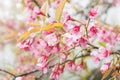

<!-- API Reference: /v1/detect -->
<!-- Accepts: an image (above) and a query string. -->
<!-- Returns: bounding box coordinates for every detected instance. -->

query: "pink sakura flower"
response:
[98,29,116,45]
[76,63,84,71]
[72,25,80,35]
[36,39,48,49]
[50,64,64,80]
[29,15,36,21]
[65,15,75,22]
[38,53,50,62]
[63,23,69,32]
[116,33,120,41]
[55,0,60,5]
[91,47,110,63]
[33,7,46,16]
[37,61,48,74]
[90,51,100,63]
[78,36,88,48]
[17,38,34,51]
[50,64,60,80]
[15,77,24,80]
[45,33,58,46]
[89,7,98,19]
[89,25,98,37]
[100,61,110,73]
[62,33,74,47]
[50,71,59,80]
[99,47,110,58]
[67,61,75,71]
[103,49,110,58]
[61,53,67,62]
[59,65,65,73]
[50,44,61,53]
[25,0,34,10]
[37,53,50,73]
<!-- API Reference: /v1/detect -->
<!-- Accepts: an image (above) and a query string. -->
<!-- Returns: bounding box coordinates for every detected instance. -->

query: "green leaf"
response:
[98,41,106,47]
[56,0,67,22]
[18,23,63,42]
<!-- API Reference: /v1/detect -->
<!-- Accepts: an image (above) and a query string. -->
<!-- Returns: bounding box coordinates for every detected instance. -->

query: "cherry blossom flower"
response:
[33,7,46,16]
[37,52,51,74]
[44,33,58,46]
[50,64,60,80]
[91,47,111,63]
[90,51,100,63]
[25,0,34,10]
[71,25,80,35]
[78,36,88,48]
[100,61,110,73]
[37,61,48,74]
[17,38,34,51]
[65,14,75,22]
[89,7,98,19]
[38,53,50,62]
[15,77,23,80]
[61,53,67,62]
[50,71,59,80]
[67,61,76,70]
[89,25,98,37]
[76,63,84,71]
[59,65,65,73]
[62,33,74,47]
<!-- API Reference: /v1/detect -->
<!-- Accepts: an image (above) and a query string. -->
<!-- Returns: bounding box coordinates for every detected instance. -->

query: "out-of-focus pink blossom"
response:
[65,15,75,22]
[91,47,110,63]
[62,33,74,47]
[76,63,84,71]
[15,77,23,80]
[67,61,75,70]
[50,64,60,80]
[25,0,34,10]
[89,25,98,37]
[103,49,110,58]
[45,33,58,46]
[37,61,48,74]
[112,0,120,6]
[61,53,67,62]
[72,25,80,35]
[33,7,46,16]
[89,7,98,19]
[100,61,110,73]
[37,52,50,73]
[17,38,34,51]
[50,64,64,80]
[38,53,50,62]
[59,65,65,73]
[78,36,88,48]
[98,29,117,45]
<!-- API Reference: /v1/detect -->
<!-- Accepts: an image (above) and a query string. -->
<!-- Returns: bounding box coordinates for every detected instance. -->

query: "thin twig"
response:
[1,46,120,79]
[33,0,41,8]
[16,69,39,77]
[0,69,16,77]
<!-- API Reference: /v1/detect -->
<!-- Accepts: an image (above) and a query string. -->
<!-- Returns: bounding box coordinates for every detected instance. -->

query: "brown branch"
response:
[16,69,39,77]
[49,53,90,68]
[14,53,90,78]
[0,69,16,77]
[33,0,41,8]
[1,44,120,79]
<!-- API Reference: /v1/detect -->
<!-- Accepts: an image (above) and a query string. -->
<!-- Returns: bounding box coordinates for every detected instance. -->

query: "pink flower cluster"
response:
[17,1,120,80]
